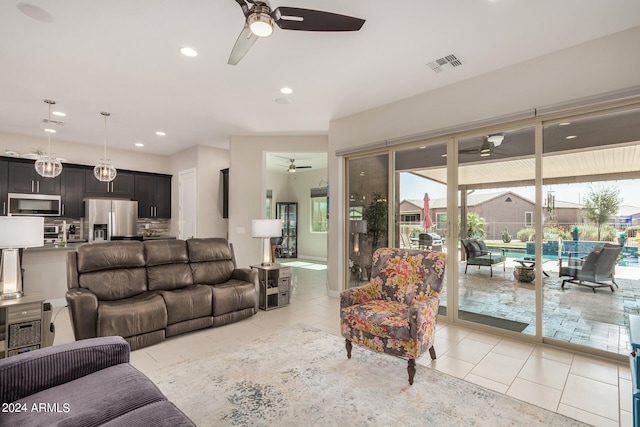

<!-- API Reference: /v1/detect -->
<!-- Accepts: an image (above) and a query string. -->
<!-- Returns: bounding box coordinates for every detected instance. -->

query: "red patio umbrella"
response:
[422,193,433,229]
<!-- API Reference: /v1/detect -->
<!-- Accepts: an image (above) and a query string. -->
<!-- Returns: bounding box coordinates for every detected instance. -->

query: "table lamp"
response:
[252,219,283,266]
[0,216,44,300]
[350,220,367,255]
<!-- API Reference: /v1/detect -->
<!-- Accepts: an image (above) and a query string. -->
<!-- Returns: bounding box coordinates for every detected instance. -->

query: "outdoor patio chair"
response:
[461,238,506,277]
[400,233,416,249]
[561,243,623,293]
[340,248,446,385]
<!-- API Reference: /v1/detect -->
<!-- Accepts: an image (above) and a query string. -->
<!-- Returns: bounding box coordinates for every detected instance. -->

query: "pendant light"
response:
[34,99,63,178]
[93,112,117,182]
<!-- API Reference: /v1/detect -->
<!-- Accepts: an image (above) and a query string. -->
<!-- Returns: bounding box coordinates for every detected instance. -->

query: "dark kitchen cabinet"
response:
[61,166,85,218]
[84,170,134,199]
[134,173,171,218]
[8,161,61,194]
[0,159,8,215]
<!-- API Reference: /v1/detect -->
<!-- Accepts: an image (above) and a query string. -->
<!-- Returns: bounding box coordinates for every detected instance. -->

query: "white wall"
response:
[169,145,229,238]
[228,135,328,269]
[326,25,640,295]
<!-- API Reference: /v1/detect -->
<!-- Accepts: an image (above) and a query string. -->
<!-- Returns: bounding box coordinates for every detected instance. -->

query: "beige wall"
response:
[326,26,640,296]
[168,145,229,239]
[228,135,328,269]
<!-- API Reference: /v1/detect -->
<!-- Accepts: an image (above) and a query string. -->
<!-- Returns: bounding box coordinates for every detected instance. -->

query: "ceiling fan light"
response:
[288,164,296,173]
[248,12,274,37]
[487,133,504,147]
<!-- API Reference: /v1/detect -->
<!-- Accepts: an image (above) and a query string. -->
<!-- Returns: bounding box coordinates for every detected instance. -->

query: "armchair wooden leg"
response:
[345,339,352,359]
[429,346,436,360]
[407,359,416,385]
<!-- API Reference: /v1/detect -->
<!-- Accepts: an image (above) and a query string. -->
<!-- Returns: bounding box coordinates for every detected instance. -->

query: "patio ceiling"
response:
[412,143,640,188]
[402,106,640,188]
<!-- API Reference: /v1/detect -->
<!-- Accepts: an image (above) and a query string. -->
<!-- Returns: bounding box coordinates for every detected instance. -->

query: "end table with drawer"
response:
[0,294,45,358]
[251,264,291,310]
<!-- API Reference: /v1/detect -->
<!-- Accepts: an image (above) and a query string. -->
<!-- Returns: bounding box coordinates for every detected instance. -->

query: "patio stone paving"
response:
[442,259,640,355]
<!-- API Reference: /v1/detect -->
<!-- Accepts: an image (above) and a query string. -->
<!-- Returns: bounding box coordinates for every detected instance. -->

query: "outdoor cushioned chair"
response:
[561,243,623,293]
[340,248,446,385]
[461,238,506,277]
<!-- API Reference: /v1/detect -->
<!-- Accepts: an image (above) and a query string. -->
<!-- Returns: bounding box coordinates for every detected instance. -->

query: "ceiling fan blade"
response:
[228,25,258,65]
[271,7,365,32]
[296,165,312,169]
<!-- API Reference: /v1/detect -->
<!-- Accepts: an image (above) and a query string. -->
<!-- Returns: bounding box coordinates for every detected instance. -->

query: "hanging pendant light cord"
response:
[47,101,52,158]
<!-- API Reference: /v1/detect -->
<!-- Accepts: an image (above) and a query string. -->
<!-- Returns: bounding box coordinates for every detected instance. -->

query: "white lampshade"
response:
[252,219,282,238]
[0,217,44,249]
[350,220,368,234]
[252,219,282,266]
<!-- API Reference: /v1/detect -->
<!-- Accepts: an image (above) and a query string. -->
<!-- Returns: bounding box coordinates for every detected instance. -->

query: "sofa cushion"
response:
[211,280,257,316]
[148,264,194,291]
[77,241,145,273]
[144,240,189,266]
[80,268,148,301]
[2,363,167,427]
[101,400,195,427]
[188,238,235,284]
[187,238,232,262]
[159,285,212,325]
[98,293,168,338]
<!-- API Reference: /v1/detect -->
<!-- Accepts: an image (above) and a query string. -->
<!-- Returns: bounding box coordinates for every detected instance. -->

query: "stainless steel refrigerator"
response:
[84,199,139,242]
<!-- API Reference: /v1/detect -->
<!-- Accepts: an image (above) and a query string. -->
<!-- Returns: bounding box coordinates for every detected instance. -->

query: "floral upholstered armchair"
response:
[340,248,446,385]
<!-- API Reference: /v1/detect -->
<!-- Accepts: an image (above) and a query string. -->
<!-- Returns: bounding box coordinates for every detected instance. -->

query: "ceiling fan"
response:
[458,134,506,157]
[228,0,366,65]
[287,158,312,173]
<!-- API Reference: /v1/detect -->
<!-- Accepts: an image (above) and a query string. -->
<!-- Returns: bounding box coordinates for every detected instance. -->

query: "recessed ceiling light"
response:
[179,47,197,57]
[565,135,577,140]
[44,128,56,133]
[156,131,166,136]
[280,87,293,94]
[135,143,144,147]
[52,111,65,117]
[559,122,571,126]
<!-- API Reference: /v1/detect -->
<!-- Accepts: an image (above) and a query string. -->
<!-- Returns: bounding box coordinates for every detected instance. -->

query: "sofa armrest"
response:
[232,268,259,311]
[65,288,99,341]
[0,336,130,403]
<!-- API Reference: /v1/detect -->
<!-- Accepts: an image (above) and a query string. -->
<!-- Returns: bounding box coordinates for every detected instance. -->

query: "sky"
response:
[399,172,640,207]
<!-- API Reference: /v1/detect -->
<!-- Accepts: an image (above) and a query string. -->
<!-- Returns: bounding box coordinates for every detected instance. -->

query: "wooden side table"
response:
[0,294,45,359]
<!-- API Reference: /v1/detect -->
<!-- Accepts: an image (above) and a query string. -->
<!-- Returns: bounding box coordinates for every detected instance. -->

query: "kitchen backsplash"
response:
[44,217,172,239]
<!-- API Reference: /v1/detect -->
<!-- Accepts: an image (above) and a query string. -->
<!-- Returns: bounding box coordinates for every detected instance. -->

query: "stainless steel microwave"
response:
[8,193,61,216]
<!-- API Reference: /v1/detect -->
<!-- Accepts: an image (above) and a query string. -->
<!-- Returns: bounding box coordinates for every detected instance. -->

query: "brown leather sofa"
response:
[66,238,258,350]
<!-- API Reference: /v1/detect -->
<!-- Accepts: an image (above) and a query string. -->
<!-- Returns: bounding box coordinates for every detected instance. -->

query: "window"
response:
[401,214,419,222]
[310,187,328,233]
[525,211,533,227]
[436,213,447,229]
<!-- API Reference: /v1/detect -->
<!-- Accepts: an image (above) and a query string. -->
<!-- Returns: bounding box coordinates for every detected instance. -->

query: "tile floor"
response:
[51,259,633,427]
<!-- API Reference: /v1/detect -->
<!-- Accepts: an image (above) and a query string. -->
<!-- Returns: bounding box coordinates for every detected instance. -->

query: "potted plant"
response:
[618,233,627,247]
[570,226,581,241]
[363,192,388,279]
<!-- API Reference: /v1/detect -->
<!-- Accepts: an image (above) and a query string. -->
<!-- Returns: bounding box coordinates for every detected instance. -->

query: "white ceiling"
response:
[1,1,640,157]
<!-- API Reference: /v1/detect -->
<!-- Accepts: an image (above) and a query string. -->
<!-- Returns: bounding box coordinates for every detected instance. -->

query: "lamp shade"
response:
[252,219,282,238]
[0,217,44,249]
[350,220,368,234]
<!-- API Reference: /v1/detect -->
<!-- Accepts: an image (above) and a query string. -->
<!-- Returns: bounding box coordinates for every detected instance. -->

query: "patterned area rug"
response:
[147,325,586,426]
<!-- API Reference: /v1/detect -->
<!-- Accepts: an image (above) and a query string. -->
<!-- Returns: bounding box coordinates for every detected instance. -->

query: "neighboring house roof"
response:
[400,190,583,213]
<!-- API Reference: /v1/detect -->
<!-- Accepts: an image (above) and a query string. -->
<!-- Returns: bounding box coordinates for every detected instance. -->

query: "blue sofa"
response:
[0,336,194,426]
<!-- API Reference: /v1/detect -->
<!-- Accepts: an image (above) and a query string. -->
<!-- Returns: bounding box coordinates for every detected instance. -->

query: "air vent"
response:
[427,54,462,73]
[42,118,64,126]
